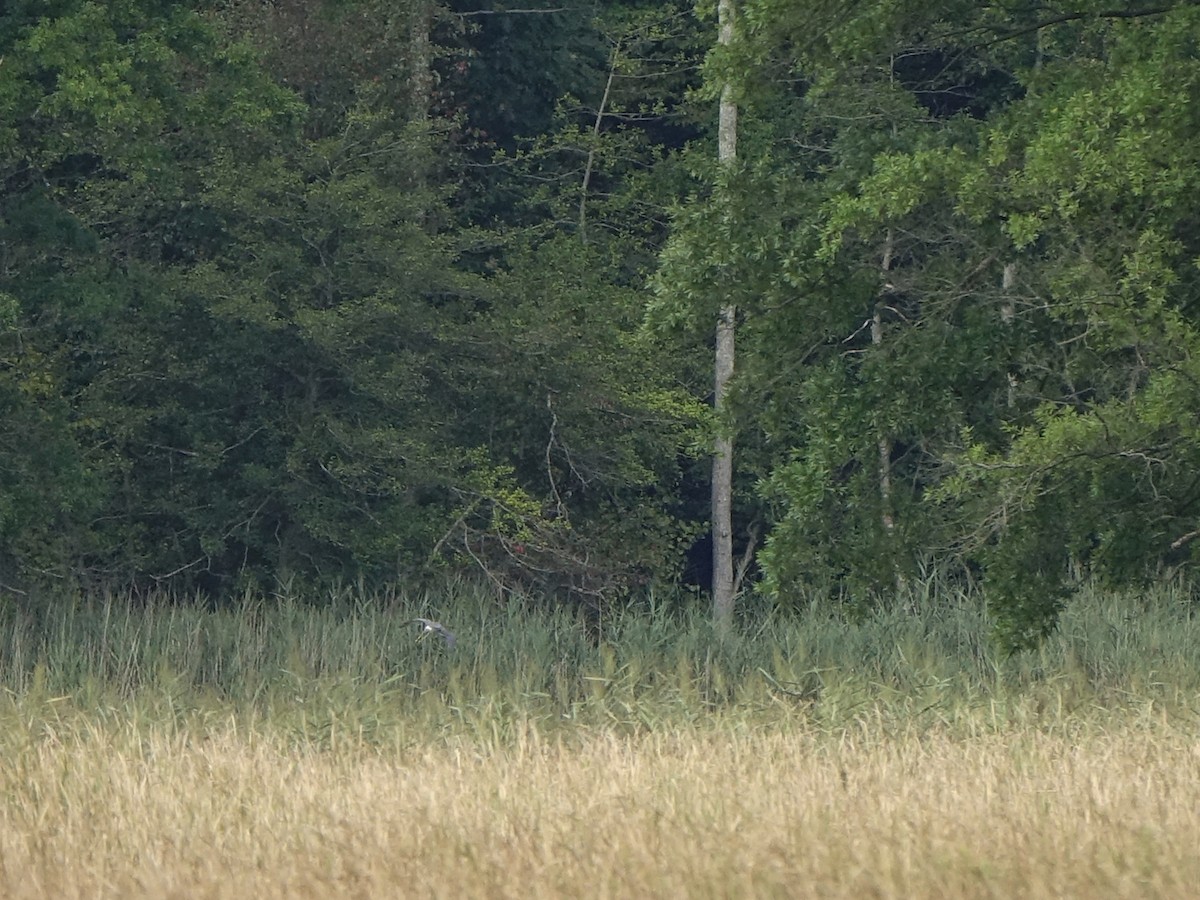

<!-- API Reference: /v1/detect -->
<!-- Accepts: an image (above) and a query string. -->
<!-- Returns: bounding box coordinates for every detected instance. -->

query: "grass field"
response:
[0,581,1197,897]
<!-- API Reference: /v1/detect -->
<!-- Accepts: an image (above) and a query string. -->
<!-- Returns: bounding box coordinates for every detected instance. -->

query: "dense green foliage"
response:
[656,0,1200,642]
[0,0,701,603]
[3,0,1199,644]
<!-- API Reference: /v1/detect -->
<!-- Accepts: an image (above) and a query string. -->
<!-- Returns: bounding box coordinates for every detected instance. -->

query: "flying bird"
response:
[413,617,456,649]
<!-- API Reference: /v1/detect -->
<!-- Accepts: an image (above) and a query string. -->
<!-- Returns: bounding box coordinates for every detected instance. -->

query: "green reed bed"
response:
[0,579,1196,746]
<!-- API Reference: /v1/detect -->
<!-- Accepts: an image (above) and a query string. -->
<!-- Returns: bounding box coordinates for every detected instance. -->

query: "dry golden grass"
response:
[0,715,1197,899]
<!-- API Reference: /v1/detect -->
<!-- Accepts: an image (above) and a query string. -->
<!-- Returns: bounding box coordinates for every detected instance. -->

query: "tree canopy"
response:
[3,0,1199,645]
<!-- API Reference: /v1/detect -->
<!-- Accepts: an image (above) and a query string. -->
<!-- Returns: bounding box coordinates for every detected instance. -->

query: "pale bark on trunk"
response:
[713,306,735,630]
[875,229,895,538]
[408,0,433,226]
[876,229,910,597]
[580,48,619,244]
[408,0,433,123]
[878,64,898,542]
[712,0,737,634]
[1002,262,1017,408]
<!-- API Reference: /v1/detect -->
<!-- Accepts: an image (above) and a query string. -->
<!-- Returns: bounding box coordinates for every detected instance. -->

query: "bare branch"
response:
[967,6,1173,49]
[454,7,571,16]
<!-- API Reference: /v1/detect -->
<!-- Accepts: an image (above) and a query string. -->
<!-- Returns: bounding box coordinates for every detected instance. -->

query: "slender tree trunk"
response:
[874,229,895,538]
[408,0,434,226]
[874,232,910,597]
[408,0,433,123]
[1002,262,1017,408]
[877,62,898,544]
[713,308,735,629]
[580,47,619,244]
[712,0,737,634]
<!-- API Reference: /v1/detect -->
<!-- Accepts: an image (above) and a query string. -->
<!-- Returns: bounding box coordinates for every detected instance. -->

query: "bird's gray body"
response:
[414,617,456,649]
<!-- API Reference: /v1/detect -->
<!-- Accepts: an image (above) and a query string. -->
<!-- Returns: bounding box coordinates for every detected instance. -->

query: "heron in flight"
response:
[413,617,456,650]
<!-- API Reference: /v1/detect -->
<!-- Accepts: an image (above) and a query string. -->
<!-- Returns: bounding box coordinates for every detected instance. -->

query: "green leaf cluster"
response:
[654,0,1200,643]
[0,0,702,601]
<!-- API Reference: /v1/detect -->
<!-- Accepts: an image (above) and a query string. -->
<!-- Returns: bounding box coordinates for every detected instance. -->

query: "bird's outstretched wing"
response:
[413,617,456,649]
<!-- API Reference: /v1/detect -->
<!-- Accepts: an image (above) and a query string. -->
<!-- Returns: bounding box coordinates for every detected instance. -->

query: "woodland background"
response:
[3,0,1200,645]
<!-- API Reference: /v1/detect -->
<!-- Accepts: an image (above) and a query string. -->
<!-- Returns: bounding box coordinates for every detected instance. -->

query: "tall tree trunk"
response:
[408,0,433,225]
[408,0,433,123]
[874,228,895,538]
[712,0,737,634]
[877,62,898,546]
[1002,261,1017,408]
[579,46,619,244]
[875,228,910,596]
